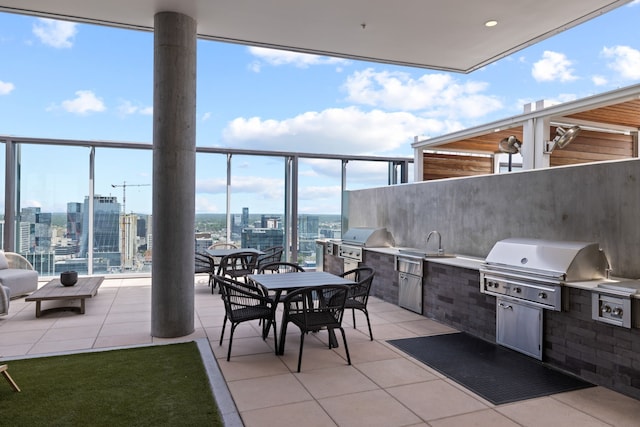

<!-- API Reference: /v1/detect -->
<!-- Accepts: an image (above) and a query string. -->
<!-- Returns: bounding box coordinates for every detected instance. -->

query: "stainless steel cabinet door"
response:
[398,272,423,314]
[496,297,542,359]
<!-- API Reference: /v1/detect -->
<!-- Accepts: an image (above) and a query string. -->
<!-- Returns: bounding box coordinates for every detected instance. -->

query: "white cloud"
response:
[195,195,219,213]
[33,18,77,48]
[531,51,578,82]
[602,45,640,80]
[221,106,461,156]
[0,80,15,95]
[202,112,212,121]
[59,90,106,114]
[591,75,608,86]
[343,68,502,118]
[197,176,284,200]
[117,100,152,116]
[248,46,348,70]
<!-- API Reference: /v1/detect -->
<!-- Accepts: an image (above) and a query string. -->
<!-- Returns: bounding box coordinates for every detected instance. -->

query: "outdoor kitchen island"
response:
[318,240,640,400]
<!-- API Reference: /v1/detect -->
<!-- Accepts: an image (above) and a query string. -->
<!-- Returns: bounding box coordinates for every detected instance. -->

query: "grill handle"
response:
[498,302,513,310]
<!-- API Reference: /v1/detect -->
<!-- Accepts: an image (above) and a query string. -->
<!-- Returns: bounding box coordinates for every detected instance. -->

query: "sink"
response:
[397,248,427,257]
[424,253,456,258]
[397,248,456,258]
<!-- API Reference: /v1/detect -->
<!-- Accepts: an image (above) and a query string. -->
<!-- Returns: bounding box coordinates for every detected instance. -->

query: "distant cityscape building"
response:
[80,195,121,271]
[19,207,52,253]
[241,228,284,250]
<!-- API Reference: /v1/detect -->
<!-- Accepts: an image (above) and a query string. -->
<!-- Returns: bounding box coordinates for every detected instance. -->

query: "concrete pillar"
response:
[151,11,197,337]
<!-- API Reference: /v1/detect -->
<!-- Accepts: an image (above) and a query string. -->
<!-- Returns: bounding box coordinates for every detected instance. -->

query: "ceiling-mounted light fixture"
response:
[544,125,581,153]
[485,20,498,27]
[498,135,521,172]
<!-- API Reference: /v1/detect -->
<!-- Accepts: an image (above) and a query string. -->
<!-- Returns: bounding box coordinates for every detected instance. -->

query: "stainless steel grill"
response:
[480,238,610,359]
[337,227,395,263]
[480,238,610,310]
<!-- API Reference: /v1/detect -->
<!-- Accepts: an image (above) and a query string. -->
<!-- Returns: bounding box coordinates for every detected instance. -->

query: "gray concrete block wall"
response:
[423,263,496,341]
[348,158,640,279]
[362,250,398,304]
[545,287,640,400]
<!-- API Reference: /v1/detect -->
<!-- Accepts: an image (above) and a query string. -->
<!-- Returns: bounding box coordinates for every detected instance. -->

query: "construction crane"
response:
[111,181,150,271]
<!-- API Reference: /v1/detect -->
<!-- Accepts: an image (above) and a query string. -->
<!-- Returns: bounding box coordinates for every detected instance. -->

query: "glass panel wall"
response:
[94,147,152,274]
[195,152,230,251]
[17,144,90,276]
[297,158,342,267]
[230,154,285,252]
[4,138,410,277]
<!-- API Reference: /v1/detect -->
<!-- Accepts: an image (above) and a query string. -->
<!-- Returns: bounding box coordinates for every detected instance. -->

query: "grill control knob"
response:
[538,292,547,299]
[514,287,521,294]
[612,307,623,317]
[603,305,612,313]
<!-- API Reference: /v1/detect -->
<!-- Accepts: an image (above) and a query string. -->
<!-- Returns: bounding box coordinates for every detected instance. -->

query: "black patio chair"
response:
[216,275,278,361]
[257,261,304,275]
[255,246,284,272]
[254,261,306,335]
[195,251,216,288]
[207,242,238,271]
[280,284,351,372]
[215,251,259,293]
[340,267,375,340]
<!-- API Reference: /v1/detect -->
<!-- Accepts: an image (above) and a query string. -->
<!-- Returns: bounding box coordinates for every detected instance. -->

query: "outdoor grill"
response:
[480,238,610,359]
[336,227,395,270]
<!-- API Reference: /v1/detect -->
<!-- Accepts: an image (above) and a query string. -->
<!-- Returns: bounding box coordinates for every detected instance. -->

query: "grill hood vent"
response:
[342,227,395,247]
[484,238,610,282]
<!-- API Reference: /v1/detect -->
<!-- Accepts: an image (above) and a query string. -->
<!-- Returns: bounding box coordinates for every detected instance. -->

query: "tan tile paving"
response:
[1,277,639,427]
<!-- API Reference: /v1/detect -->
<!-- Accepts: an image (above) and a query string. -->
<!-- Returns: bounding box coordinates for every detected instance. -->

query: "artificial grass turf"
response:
[0,342,223,426]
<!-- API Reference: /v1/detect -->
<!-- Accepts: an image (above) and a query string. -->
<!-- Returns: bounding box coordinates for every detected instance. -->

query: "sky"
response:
[1,2,640,215]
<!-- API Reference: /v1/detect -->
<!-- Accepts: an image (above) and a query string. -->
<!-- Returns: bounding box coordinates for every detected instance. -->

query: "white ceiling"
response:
[0,0,632,73]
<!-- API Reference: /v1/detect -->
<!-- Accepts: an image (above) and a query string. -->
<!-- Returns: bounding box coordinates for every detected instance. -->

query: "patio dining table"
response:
[247,271,356,355]
[205,247,264,258]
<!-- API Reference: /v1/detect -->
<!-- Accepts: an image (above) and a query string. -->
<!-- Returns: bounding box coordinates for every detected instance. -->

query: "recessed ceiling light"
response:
[485,20,498,27]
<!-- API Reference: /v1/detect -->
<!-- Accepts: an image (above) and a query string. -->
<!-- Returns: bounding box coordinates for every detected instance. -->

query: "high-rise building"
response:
[242,207,249,228]
[19,207,52,253]
[241,228,284,250]
[261,215,281,229]
[79,195,121,269]
[298,214,320,255]
[66,202,83,255]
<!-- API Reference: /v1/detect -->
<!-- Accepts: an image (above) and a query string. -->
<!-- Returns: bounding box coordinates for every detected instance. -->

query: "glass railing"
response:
[1,136,412,277]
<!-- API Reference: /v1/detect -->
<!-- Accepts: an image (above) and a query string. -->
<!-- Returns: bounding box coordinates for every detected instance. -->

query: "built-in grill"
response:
[337,227,394,269]
[480,238,610,359]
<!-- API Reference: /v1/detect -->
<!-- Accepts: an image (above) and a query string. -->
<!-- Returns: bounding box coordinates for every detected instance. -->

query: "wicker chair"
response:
[257,261,304,275]
[195,252,216,288]
[256,246,284,272]
[280,284,351,372]
[254,261,306,335]
[207,242,237,250]
[216,251,259,290]
[216,275,278,361]
[340,267,376,340]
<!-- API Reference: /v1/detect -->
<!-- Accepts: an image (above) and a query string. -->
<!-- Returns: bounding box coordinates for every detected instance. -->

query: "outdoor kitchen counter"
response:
[566,276,640,299]
[364,246,484,270]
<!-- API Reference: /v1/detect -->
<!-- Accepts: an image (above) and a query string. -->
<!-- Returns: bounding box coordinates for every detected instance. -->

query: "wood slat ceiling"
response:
[566,99,640,129]
[427,99,640,155]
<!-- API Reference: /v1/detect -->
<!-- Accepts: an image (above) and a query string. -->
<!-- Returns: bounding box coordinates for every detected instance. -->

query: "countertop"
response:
[317,240,639,296]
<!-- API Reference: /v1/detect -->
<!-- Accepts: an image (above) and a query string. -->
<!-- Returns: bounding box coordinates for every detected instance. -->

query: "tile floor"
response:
[2,276,640,426]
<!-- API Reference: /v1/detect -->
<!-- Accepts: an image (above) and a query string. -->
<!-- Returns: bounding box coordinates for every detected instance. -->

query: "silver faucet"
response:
[426,230,444,255]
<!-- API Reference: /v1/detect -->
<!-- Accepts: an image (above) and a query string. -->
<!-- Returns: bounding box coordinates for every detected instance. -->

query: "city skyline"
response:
[1,4,640,214]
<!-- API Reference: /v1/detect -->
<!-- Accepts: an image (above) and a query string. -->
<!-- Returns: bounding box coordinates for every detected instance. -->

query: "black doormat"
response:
[388,332,594,405]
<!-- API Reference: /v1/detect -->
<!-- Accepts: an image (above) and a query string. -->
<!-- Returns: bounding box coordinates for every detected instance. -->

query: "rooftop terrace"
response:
[2,276,638,426]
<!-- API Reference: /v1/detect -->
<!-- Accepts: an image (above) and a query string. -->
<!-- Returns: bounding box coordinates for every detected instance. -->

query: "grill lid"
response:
[341,227,395,247]
[484,238,610,281]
